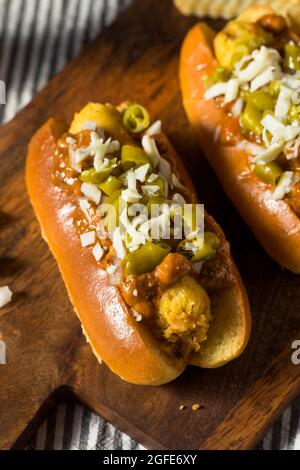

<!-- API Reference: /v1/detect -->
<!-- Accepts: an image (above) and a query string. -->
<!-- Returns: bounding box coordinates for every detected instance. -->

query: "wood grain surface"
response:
[0,0,300,450]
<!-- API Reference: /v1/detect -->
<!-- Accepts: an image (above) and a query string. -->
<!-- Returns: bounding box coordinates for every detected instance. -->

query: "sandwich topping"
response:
[204,13,300,212]
[52,103,235,357]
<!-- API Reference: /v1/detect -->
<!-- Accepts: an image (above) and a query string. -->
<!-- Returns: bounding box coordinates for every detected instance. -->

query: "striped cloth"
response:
[1,0,299,451]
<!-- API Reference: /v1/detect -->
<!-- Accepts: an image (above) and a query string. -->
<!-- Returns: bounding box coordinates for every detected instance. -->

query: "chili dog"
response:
[26,102,250,385]
[180,5,300,273]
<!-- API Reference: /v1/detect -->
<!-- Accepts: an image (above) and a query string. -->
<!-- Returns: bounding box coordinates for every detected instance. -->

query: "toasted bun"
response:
[26,106,250,385]
[180,6,300,274]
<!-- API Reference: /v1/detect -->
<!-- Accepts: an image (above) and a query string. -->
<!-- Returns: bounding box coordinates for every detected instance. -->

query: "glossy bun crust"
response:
[180,6,300,273]
[26,111,250,385]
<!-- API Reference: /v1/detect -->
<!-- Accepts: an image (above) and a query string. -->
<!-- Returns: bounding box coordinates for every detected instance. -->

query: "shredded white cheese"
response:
[142,135,160,168]
[135,164,150,183]
[275,85,293,122]
[145,120,161,136]
[253,142,285,165]
[147,173,158,183]
[141,185,161,197]
[231,98,244,117]
[0,286,12,308]
[112,227,126,260]
[204,43,300,196]
[273,171,294,201]
[204,82,228,100]
[121,188,142,203]
[237,140,264,155]
[250,66,281,92]
[224,78,240,103]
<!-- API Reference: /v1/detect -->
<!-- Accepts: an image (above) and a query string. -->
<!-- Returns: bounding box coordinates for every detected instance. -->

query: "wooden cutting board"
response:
[1,0,300,451]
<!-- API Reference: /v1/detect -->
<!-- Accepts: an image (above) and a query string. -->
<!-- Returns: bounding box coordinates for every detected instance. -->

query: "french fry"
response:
[174,0,300,29]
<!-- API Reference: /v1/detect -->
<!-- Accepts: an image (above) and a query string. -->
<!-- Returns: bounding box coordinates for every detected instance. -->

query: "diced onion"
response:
[79,198,92,224]
[69,145,82,172]
[80,231,96,247]
[81,183,102,205]
[92,243,104,262]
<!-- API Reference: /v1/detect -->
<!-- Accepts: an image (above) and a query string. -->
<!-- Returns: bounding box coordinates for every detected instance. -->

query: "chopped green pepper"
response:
[268,80,281,98]
[284,43,300,71]
[240,101,263,136]
[177,232,219,262]
[288,104,300,123]
[214,20,274,70]
[80,167,112,184]
[123,104,150,134]
[203,67,231,89]
[253,162,282,185]
[121,144,150,170]
[246,90,275,111]
[102,188,123,229]
[99,176,123,196]
[124,241,171,275]
[146,197,167,215]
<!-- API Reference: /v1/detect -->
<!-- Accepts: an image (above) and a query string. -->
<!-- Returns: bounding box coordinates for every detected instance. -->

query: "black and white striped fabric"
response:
[1,0,299,451]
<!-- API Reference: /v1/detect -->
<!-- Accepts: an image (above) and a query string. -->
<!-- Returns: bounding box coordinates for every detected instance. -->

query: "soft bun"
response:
[180,6,300,273]
[26,104,251,384]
